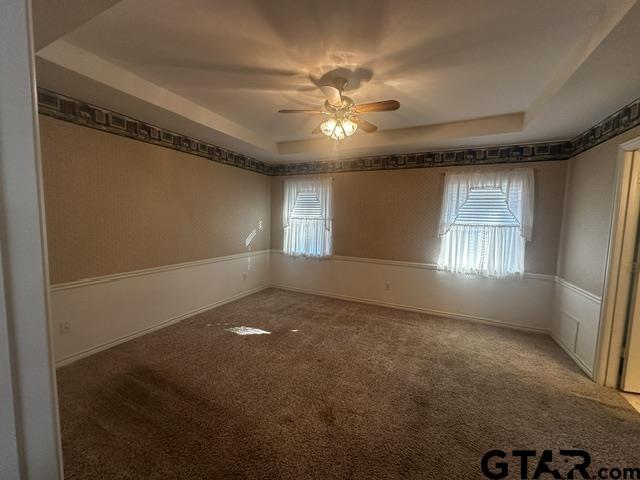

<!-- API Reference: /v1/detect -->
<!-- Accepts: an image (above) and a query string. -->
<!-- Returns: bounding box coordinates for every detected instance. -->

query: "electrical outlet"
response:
[242,272,247,282]
[59,322,72,335]
[384,283,391,291]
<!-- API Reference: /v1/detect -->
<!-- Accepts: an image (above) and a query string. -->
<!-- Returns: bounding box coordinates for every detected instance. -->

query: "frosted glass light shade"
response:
[341,119,357,136]
[320,117,358,140]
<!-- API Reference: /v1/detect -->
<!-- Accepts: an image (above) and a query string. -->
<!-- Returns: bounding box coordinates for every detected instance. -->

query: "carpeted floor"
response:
[57,288,640,479]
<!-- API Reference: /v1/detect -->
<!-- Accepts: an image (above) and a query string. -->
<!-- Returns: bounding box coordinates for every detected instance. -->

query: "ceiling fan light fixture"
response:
[278,76,398,138]
[320,117,357,140]
[341,118,357,136]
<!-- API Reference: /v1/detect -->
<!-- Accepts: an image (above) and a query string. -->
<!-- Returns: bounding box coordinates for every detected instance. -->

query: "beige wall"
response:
[557,125,640,296]
[271,161,567,275]
[40,116,270,284]
[46,108,639,290]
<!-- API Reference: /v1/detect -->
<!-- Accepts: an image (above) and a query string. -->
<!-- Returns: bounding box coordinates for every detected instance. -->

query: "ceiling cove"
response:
[33,0,640,162]
[37,88,640,176]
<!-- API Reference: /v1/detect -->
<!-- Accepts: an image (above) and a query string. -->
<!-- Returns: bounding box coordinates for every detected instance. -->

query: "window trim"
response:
[437,169,534,277]
[282,178,333,258]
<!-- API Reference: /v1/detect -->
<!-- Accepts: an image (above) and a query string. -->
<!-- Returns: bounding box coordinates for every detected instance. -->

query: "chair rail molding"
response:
[269,250,555,334]
[50,250,270,366]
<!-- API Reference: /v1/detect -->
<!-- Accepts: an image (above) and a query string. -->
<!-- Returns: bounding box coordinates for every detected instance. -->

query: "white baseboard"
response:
[270,251,555,332]
[50,250,604,378]
[55,286,267,367]
[551,331,594,378]
[50,250,270,365]
[272,284,548,334]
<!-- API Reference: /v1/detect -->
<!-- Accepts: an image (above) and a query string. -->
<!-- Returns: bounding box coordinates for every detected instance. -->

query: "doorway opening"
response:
[598,141,640,410]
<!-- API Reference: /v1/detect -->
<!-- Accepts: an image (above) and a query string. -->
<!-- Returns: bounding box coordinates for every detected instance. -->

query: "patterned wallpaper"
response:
[37,89,273,175]
[557,125,640,295]
[37,88,640,176]
[270,161,567,274]
[40,116,271,284]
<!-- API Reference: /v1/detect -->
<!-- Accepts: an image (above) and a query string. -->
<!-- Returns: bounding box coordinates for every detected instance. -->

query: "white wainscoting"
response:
[551,277,603,377]
[49,250,269,366]
[50,250,601,376]
[270,251,555,333]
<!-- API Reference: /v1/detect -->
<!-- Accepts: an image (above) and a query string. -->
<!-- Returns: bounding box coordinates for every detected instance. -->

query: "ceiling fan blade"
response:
[350,115,378,133]
[355,100,400,113]
[312,123,324,134]
[320,85,343,108]
[278,109,327,114]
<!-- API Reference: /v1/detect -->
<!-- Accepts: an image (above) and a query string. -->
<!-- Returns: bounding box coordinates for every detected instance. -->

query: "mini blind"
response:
[283,179,333,257]
[291,191,323,218]
[454,188,520,227]
[437,169,534,277]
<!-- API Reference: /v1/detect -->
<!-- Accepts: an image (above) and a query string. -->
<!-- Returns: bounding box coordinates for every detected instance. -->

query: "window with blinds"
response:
[291,191,323,218]
[453,188,520,227]
[437,170,534,277]
[283,179,333,257]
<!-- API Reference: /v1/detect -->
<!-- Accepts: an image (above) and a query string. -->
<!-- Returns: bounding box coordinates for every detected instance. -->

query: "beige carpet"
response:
[57,288,640,479]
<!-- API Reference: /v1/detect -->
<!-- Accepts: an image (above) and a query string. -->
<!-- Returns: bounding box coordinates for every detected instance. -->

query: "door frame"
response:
[596,136,640,387]
[0,0,63,477]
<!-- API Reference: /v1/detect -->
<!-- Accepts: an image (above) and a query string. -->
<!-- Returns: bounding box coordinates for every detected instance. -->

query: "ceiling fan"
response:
[278,77,400,140]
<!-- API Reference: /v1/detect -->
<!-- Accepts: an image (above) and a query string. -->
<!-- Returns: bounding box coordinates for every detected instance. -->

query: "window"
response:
[437,169,534,277]
[283,178,333,257]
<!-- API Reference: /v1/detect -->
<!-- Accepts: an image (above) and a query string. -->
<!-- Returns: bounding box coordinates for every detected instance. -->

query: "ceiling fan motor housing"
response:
[278,74,398,137]
[324,96,355,114]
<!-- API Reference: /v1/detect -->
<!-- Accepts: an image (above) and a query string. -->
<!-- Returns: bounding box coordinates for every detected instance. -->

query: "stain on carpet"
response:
[56,288,640,479]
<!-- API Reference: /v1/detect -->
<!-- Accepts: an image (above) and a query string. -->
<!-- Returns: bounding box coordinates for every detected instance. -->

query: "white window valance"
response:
[283,178,333,258]
[437,169,534,277]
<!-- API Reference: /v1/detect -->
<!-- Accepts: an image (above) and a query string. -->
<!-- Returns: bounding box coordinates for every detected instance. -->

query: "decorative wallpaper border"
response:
[271,141,573,175]
[36,88,640,176]
[277,95,640,176]
[37,89,274,175]
[570,95,640,157]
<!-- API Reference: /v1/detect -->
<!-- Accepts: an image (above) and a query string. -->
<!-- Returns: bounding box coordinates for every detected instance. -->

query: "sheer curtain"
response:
[437,169,534,277]
[283,178,333,258]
